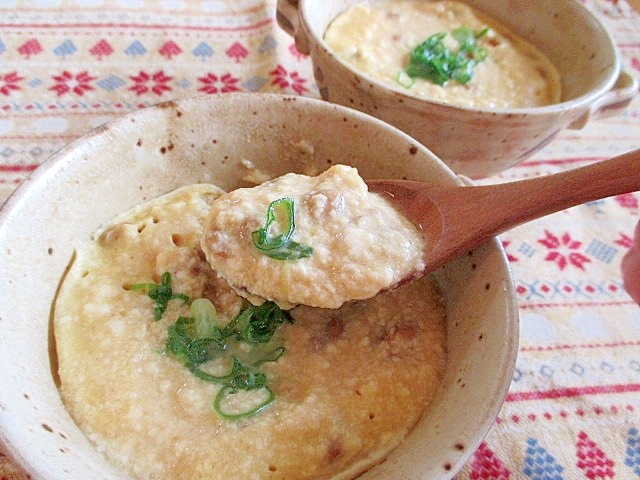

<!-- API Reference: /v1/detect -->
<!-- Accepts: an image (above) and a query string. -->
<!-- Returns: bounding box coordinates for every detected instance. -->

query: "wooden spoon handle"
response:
[430,148,640,267]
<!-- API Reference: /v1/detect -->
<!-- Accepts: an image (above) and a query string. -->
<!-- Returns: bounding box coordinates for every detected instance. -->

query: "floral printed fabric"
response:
[1,0,640,478]
[0,0,315,203]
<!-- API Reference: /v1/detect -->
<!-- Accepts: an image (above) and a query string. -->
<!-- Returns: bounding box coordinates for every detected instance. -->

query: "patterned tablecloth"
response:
[1,1,639,479]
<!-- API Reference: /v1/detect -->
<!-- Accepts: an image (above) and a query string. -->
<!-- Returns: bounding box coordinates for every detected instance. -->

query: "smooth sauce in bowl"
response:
[324,0,562,109]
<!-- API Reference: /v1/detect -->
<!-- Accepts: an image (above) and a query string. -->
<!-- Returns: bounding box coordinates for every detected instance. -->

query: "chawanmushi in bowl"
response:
[0,93,518,479]
[277,0,637,178]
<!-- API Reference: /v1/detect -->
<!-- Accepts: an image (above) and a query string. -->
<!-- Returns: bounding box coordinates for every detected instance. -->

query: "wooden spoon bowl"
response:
[368,148,640,273]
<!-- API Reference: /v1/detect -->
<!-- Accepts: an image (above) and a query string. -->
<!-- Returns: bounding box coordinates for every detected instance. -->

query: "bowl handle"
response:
[568,70,639,129]
[276,0,311,55]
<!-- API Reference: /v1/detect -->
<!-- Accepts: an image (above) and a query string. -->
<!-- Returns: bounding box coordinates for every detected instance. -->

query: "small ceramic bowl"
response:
[277,0,638,178]
[0,93,518,479]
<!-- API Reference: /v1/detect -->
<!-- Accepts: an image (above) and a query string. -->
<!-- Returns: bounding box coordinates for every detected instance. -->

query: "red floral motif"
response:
[226,42,249,63]
[538,230,591,270]
[269,64,308,95]
[470,442,511,479]
[0,72,24,96]
[129,71,172,96]
[633,57,640,73]
[576,431,615,478]
[49,71,96,96]
[197,73,240,94]
[159,41,182,60]
[17,38,43,58]
[599,0,626,17]
[615,192,639,209]
[501,240,518,262]
[615,232,634,249]
[89,39,114,60]
[288,43,308,61]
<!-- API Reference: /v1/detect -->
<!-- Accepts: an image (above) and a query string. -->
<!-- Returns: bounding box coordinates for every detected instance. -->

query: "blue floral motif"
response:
[193,42,214,61]
[96,75,126,92]
[53,39,77,58]
[258,35,277,54]
[124,40,147,57]
[523,438,565,480]
[625,427,640,476]
[242,76,268,92]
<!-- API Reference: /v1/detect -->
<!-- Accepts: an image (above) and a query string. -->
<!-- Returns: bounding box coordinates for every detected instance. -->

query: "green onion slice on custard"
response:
[129,274,293,419]
[127,271,189,320]
[215,384,275,420]
[164,293,292,419]
[404,26,489,86]
[251,197,313,260]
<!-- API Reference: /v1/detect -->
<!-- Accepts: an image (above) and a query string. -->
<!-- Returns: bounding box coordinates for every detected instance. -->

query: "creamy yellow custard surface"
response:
[324,0,561,108]
[201,165,426,309]
[54,182,446,480]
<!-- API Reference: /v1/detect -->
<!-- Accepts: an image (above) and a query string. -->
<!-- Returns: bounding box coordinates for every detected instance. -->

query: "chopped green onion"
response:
[214,385,275,420]
[130,272,293,419]
[248,346,286,366]
[132,272,293,420]
[223,302,293,344]
[191,356,274,419]
[396,70,415,88]
[127,272,189,320]
[251,198,313,260]
[190,356,262,385]
[405,26,489,85]
[190,297,220,338]
[165,315,227,367]
[160,297,291,420]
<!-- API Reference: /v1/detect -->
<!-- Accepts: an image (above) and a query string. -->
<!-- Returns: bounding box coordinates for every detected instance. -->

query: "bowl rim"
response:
[0,92,519,480]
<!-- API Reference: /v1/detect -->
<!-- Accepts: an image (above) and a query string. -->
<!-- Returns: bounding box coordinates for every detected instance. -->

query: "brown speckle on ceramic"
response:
[159,142,174,154]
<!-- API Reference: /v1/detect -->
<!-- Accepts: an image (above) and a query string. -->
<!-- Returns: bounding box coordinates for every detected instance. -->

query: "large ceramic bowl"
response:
[0,93,518,479]
[277,0,638,178]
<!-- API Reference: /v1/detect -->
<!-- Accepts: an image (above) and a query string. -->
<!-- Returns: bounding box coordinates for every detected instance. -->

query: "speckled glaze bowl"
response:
[0,93,518,480]
[277,0,638,178]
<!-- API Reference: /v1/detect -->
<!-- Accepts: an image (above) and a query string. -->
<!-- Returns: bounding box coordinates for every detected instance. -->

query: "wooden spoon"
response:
[367,148,640,273]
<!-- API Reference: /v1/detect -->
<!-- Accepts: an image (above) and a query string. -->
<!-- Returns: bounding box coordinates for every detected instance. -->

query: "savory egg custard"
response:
[201,165,426,309]
[54,178,447,479]
[324,0,561,108]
